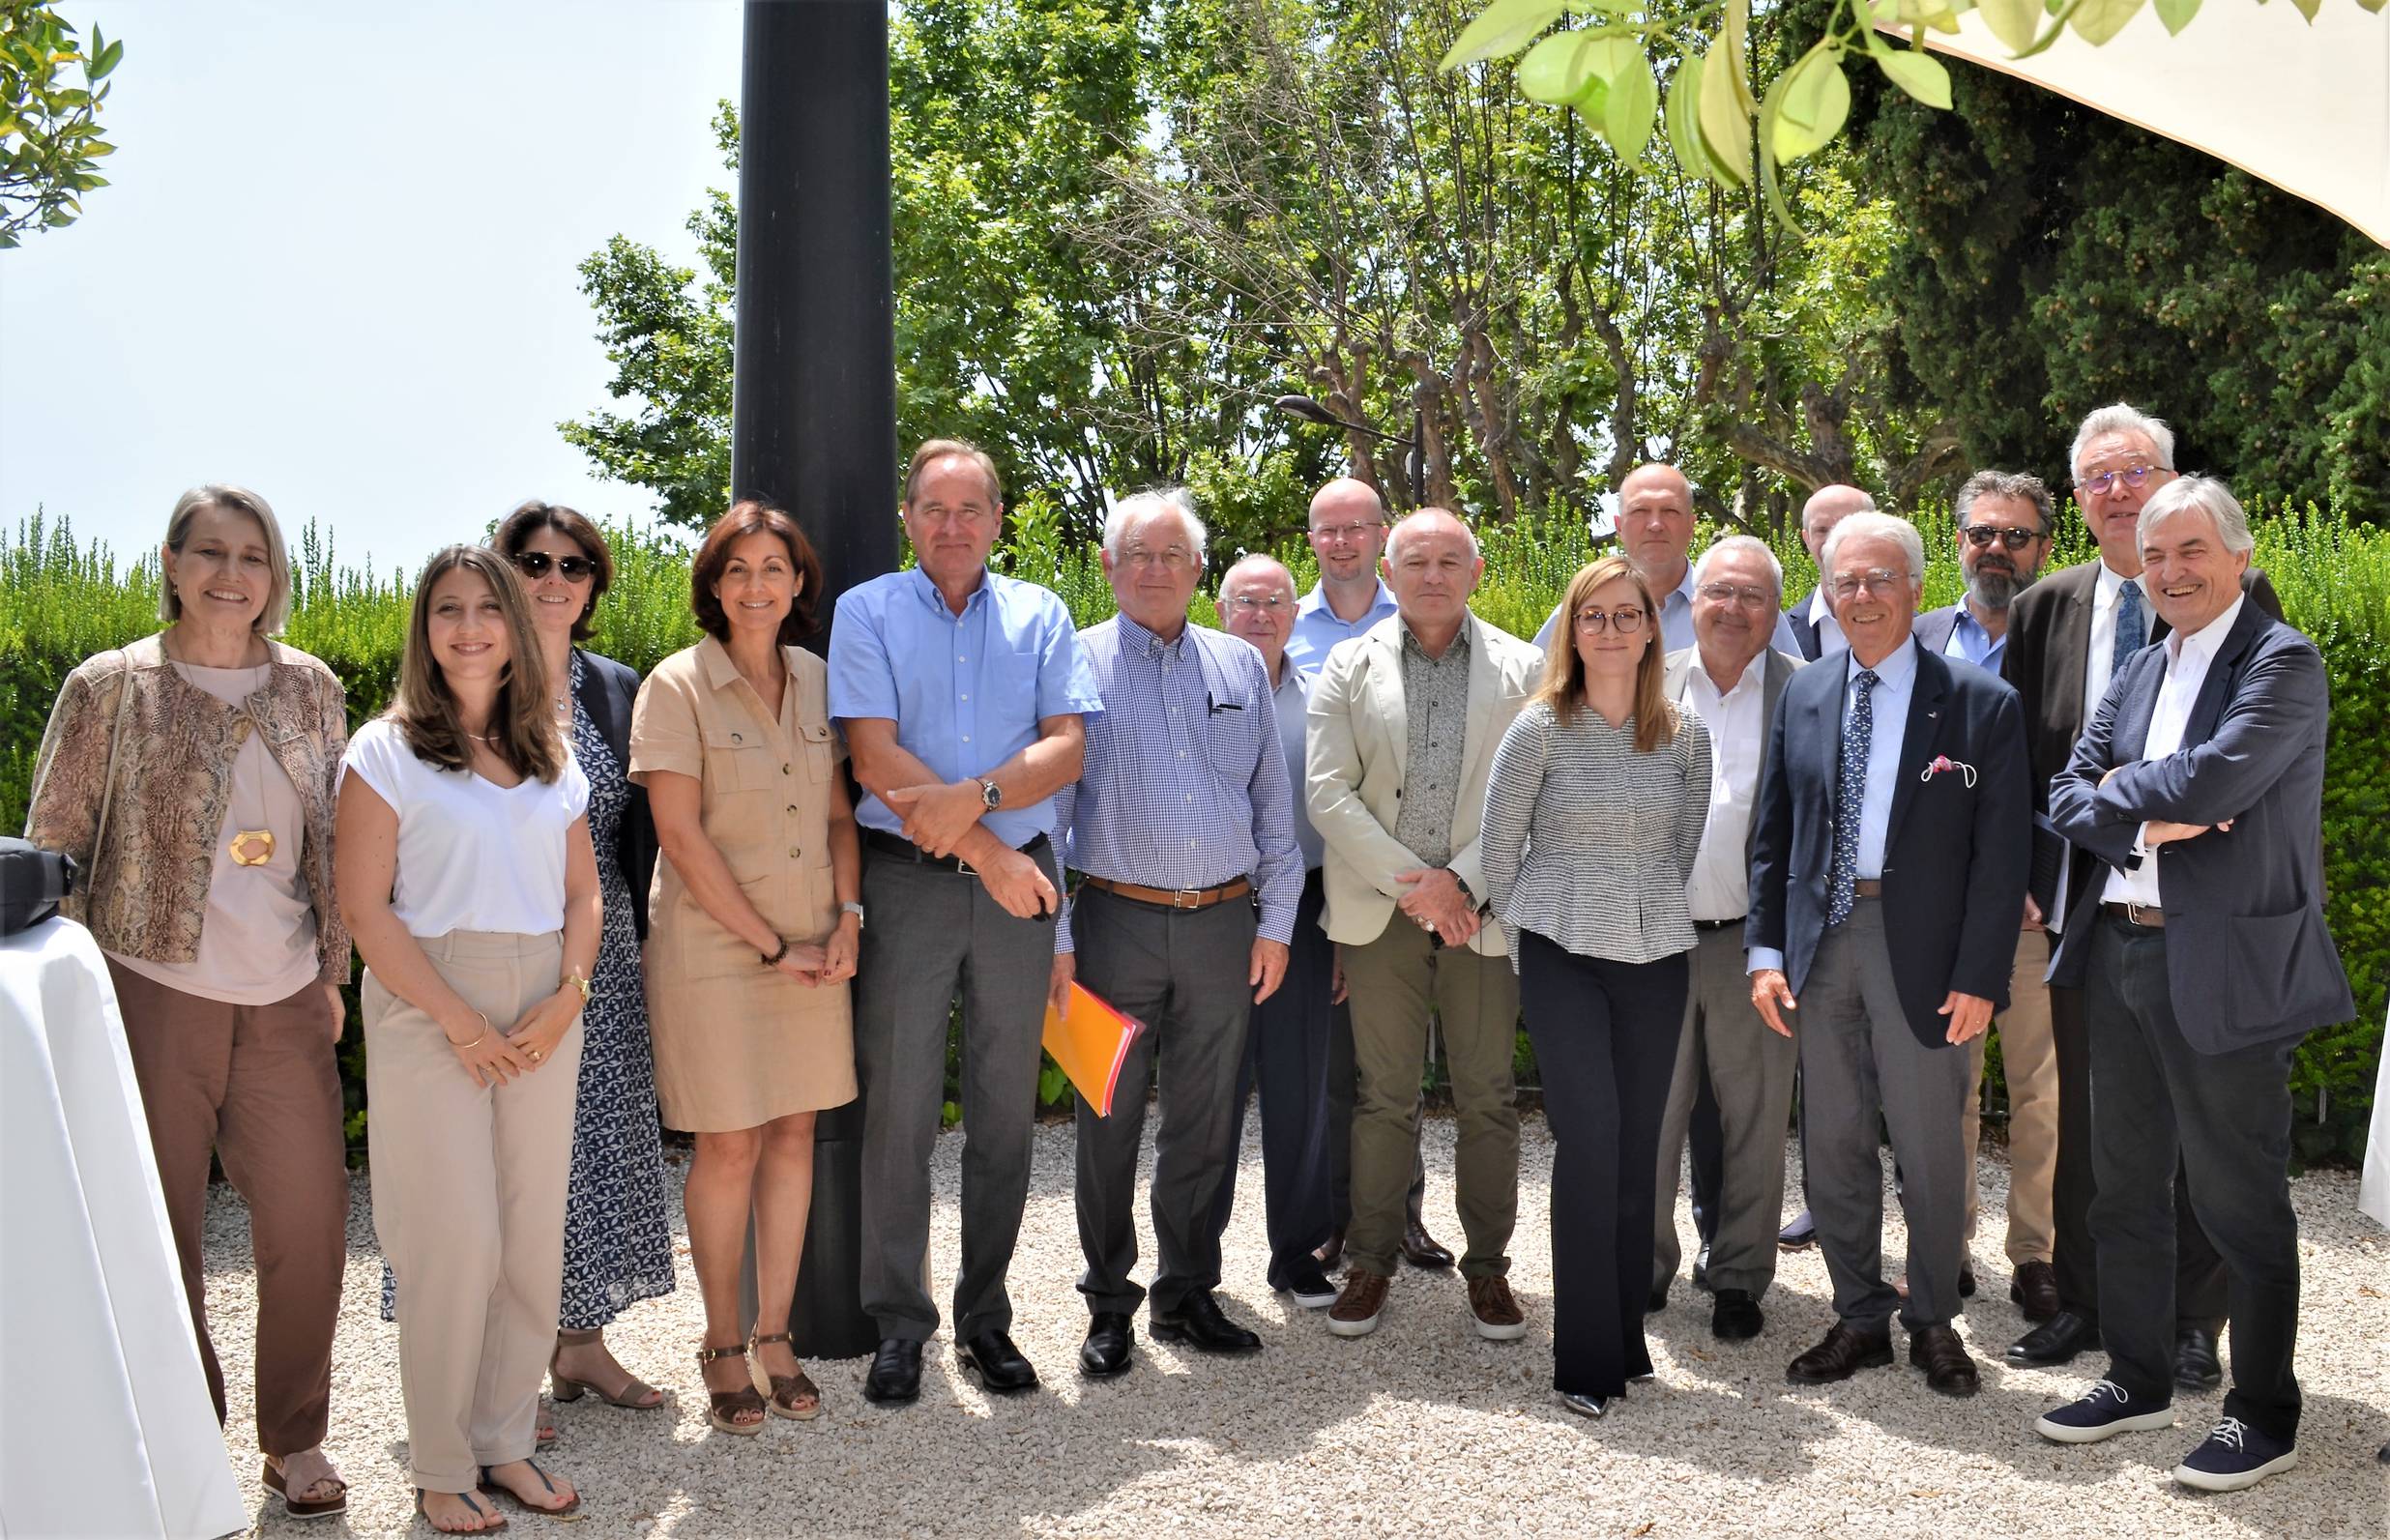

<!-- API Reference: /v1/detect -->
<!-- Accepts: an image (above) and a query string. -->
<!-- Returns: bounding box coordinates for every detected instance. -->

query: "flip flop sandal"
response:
[263,1455,347,1521]
[478,1461,580,1517]
[696,1342,767,1435]
[415,1488,506,1532]
[749,1331,825,1420]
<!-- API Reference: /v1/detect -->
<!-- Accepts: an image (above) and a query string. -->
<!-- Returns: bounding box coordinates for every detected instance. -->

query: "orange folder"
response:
[1042,981,1147,1118]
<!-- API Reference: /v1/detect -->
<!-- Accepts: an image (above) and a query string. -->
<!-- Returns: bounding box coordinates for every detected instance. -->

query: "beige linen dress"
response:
[630,636,858,1131]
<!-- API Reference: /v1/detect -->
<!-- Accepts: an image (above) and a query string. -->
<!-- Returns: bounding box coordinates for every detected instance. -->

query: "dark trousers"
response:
[2051,977,2230,1328]
[2084,917,2303,1439]
[1073,886,1257,1318]
[1686,1072,1724,1246]
[1211,870,1336,1287]
[1519,931,1687,1400]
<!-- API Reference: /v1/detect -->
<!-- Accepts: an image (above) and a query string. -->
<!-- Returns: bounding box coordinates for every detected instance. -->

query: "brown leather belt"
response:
[1082,875,1253,911]
[2102,901,2166,928]
[1852,879,1883,899]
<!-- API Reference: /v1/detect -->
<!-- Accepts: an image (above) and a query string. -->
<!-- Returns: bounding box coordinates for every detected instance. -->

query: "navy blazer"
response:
[2046,601,2351,1052]
[1784,601,1825,662]
[1747,644,2033,1047]
[572,647,659,941]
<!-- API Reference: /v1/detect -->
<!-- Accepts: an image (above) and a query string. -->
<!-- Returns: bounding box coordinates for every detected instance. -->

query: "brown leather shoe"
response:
[1326,1270,1388,1338]
[1909,1323,1980,1397]
[1400,1220,1455,1269]
[2010,1260,2061,1322]
[1313,1226,1347,1271]
[1786,1323,1894,1384]
[1467,1275,1527,1341]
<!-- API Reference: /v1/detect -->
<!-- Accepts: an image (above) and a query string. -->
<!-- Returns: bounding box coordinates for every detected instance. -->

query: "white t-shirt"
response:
[341,717,590,939]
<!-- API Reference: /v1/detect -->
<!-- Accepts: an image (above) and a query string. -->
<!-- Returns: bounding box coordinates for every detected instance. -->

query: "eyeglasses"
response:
[1828,567,1908,598]
[1310,521,1384,544]
[1573,606,1647,634]
[1960,525,2045,551]
[512,551,596,583]
[2077,464,2161,498]
[1122,545,1195,572]
[1696,582,1774,606]
[1226,593,1289,611]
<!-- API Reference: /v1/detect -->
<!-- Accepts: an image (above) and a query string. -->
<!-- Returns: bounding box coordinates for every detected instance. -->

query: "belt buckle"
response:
[2125,901,2156,926]
[1172,886,1203,909]
[954,855,976,880]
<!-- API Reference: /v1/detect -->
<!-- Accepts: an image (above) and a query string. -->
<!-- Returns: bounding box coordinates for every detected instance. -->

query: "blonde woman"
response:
[1479,555,1711,1420]
[336,546,598,1532]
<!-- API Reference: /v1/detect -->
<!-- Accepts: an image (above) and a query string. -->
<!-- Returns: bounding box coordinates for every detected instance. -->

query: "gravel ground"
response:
[199,1116,2389,1538]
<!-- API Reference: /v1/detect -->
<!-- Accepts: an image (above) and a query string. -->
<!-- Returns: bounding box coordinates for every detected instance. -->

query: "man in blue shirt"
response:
[1050,490,1300,1378]
[1286,477,1399,670]
[831,438,1106,1405]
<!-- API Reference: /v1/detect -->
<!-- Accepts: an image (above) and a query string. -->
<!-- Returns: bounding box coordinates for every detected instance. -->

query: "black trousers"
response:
[2085,916,2303,1439]
[1519,931,1688,1399]
[2050,974,2230,1328]
[1211,870,1337,1286]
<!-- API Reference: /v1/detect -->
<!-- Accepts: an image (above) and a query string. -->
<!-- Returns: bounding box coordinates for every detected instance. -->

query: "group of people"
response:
[21,405,2348,1528]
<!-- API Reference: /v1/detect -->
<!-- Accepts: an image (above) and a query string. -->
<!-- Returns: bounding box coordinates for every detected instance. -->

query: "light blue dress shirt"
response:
[1532,562,1802,657]
[1050,615,1301,954]
[1270,660,1326,870]
[1747,637,1919,976]
[1943,604,2006,675]
[828,565,1104,849]
[1286,579,1397,670]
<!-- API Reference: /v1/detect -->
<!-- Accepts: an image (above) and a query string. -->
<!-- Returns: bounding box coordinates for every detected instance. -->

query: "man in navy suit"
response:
[2032,477,2350,1493]
[1747,511,2031,1397]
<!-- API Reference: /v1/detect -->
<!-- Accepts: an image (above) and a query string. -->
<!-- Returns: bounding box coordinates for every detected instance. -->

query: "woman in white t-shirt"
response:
[335,545,599,1533]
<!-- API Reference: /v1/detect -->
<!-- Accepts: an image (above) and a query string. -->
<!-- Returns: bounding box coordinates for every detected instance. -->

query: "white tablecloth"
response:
[0,919,245,1540]
[2362,1004,2390,1230]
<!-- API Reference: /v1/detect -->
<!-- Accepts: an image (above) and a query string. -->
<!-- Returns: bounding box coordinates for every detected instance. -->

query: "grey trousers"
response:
[1071,886,1257,1317]
[854,842,1059,1343]
[1654,921,1798,1297]
[1796,899,1972,1331]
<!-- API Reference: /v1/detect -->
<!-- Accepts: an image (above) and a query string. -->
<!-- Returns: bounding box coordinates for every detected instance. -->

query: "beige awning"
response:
[1905,5,2390,247]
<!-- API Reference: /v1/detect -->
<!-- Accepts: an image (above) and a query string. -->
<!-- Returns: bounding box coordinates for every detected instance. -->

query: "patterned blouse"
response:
[1480,698,1712,966]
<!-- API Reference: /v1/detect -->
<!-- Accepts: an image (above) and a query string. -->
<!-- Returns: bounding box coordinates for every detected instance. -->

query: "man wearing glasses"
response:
[2000,405,2282,1385]
[1748,511,2031,1398]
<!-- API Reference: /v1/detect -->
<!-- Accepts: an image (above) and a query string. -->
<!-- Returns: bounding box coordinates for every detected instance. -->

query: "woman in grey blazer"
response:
[1482,555,1710,1421]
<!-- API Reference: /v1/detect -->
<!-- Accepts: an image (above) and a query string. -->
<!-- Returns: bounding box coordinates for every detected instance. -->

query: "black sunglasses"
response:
[1960,525,2044,551]
[512,551,596,582]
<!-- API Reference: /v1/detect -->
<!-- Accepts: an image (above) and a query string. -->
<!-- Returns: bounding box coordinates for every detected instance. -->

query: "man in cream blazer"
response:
[1305,508,1546,1340]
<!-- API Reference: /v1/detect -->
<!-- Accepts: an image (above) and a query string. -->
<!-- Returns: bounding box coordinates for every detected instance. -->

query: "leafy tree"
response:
[0,2,121,248]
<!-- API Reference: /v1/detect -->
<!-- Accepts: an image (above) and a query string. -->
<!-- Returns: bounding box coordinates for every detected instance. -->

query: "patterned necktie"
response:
[1827,669,1879,927]
[2113,578,2145,681]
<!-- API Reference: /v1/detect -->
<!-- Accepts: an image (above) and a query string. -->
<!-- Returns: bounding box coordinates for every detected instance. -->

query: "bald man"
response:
[1532,465,1803,657]
[1289,478,1401,670]
[1785,485,1877,660]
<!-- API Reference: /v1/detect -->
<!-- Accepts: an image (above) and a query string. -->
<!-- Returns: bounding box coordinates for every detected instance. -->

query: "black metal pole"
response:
[728,0,893,1361]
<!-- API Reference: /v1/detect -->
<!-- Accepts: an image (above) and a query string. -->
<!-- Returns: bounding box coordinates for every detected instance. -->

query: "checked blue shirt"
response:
[1051,614,1302,955]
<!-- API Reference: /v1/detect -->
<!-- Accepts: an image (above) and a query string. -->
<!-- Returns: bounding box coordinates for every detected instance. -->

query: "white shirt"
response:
[343,718,590,939]
[2083,559,2146,722]
[2103,594,2246,909]
[1804,588,1848,656]
[1678,649,1767,921]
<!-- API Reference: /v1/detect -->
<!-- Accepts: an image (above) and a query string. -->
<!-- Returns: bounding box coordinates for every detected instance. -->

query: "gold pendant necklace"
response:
[229,706,275,867]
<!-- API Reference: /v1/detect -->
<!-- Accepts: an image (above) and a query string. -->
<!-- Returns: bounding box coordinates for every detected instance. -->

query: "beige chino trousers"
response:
[364,931,581,1495]
[1963,925,2058,1265]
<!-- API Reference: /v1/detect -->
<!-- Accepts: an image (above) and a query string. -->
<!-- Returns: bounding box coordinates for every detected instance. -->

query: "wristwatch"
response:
[978,777,1004,811]
[841,900,866,929]
[1451,873,1478,910]
[563,970,594,1004]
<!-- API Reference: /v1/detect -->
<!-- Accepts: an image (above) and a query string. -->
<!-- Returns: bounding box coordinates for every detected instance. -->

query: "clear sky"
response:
[1,0,744,578]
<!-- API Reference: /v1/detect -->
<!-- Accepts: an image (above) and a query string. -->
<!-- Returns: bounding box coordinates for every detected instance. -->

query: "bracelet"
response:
[446,1011,492,1051]
[761,936,790,967]
[563,969,594,1004]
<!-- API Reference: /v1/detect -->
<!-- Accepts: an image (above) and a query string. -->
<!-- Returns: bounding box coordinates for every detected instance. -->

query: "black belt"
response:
[864,827,1049,877]
[1693,915,1747,933]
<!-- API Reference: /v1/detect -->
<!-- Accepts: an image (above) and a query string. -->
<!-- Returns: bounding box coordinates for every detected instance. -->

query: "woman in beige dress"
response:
[630,499,860,1434]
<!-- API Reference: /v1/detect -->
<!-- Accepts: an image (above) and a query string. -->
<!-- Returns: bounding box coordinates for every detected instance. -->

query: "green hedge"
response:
[6,504,2381,1161]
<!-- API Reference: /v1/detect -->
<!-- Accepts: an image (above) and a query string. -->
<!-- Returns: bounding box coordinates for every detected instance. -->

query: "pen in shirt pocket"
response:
[1206,691,1245,715]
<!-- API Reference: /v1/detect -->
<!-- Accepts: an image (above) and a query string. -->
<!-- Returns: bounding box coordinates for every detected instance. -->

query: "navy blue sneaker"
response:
[2172,1417,2298,1492]
[2034,1380,2177,1443]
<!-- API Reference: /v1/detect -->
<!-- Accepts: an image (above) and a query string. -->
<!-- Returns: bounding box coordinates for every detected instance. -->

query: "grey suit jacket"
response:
[1661,645,1801,871]
[2047,600,2351,1051]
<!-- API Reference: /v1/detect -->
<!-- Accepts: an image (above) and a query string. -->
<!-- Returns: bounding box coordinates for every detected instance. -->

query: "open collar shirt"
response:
[2103,593,2247,910]
[1287,578,1399,670]
[1676,649,1766,922]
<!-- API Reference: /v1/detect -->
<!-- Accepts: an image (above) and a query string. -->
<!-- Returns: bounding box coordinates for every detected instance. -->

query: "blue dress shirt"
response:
[1270,660,1326,870]
[1943,604,2006,675]
[828,565,1104,848]
[1051,615,1301,954]
[1747,637,1918,976]
[1532,561,1802,656]
[1286,579,1397,670]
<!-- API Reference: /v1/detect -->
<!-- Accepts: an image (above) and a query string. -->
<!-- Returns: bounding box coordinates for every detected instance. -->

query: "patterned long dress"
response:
[382,655,676,1327]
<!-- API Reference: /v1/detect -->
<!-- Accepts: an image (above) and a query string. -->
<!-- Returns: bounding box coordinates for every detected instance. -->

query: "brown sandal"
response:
[549,1330,663,1409]
[695,1342,767,1435]
[749,1330,824,1420]
[262,1453,347,1521]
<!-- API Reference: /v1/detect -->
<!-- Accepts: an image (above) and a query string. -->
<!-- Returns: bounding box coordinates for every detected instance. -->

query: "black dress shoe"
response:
[861,1338,922,1405]
[1778,1209,1818,1250]
[956,1330,1038,1395]
[1909,1322,1980,1397]
[2010,1260,2061,1322]
[1079,1313,1133,1378]
[2172,1325,2223,1393]
[1692,1243,1712,1293]
[1959,1264,1976,1298]
[2005,1309,2100,1366]
[1400,1220,1456,1269]
[1152,1290,1262,1354]
[1786,1323,1894,1384]
[1313,1226,1346,1271]
[1710,1288,1763,1341]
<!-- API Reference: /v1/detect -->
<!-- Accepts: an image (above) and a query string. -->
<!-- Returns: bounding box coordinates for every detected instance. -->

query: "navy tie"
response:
[2113,578,2145,681]
[1827,668,1879,927]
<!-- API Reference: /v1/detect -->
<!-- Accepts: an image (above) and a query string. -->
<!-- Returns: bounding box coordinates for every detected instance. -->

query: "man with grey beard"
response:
[1913,470,2059,1325]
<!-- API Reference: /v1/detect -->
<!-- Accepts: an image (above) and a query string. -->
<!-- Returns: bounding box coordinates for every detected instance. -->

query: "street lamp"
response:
[1272,393,1426,508]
